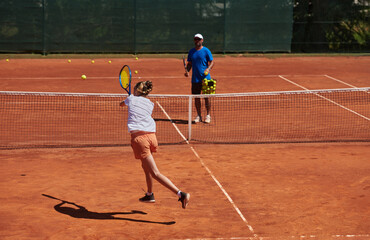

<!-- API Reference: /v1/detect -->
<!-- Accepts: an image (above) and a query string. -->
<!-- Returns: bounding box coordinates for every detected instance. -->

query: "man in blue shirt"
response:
[184,33,214,123]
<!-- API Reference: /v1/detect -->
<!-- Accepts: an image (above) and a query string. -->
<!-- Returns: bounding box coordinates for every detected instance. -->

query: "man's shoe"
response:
[139,193,155,203]
[178,192,190,209]
[194,116,201,123]
[205,115,211,123]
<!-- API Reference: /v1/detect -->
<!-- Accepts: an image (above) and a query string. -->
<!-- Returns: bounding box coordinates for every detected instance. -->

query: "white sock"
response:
[177,191,182,198]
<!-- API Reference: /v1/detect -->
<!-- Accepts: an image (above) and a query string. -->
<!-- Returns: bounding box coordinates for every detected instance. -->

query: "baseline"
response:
[172,234,370,240]
[0,74,326,80]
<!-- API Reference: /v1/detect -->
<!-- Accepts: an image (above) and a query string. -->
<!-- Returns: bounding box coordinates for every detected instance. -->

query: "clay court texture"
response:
[0,55,369,239]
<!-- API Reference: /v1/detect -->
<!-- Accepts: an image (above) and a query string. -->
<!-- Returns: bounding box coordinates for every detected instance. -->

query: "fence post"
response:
[223,0,226,54]
[42,0,47,55]
[133,0,137,54]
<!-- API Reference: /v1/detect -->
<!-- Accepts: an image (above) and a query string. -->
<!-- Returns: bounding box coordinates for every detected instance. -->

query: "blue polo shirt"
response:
[187,47,213,83]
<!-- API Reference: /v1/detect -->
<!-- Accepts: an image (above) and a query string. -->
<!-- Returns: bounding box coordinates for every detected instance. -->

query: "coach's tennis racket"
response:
[119,65,132,95]
[182,55,188,73]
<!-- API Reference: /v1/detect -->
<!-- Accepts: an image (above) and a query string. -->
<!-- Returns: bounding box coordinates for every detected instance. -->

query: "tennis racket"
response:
[119,65,132,95]
[182,55,188,73]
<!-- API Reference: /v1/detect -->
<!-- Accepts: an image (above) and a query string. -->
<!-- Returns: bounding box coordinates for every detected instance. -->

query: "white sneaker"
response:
[194,115,201,123]
[205,115,211,123]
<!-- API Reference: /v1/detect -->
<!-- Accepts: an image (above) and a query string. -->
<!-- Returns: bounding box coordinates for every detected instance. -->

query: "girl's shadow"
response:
[43,194,175,225]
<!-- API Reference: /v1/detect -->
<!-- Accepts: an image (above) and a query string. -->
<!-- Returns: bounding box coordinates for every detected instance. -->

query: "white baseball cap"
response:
[194,33,203,39]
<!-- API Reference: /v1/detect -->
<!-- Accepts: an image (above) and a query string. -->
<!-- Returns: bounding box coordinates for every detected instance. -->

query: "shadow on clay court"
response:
[154,118,195,124]
[42,194,175,225]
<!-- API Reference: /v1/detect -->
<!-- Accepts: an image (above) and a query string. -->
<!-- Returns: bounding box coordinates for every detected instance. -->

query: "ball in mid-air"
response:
[135,57,138,60]
[108,60,112,64]
[91,60,95,64]
[81,75,87,80]
[68,59,71,63]
[135,70,138,74]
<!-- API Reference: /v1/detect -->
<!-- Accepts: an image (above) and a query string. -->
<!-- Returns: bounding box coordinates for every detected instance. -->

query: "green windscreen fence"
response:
[292,0,370,52]
[0,0,293,53]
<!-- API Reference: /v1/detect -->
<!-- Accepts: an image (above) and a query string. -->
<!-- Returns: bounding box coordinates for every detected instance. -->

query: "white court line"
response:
[173,234,370,240]
[156,101,257,238]
[324,75,369,95]
[155,101,189,144]
[0,74,326,80]
[278,75,370,121]
[324,75,359,88]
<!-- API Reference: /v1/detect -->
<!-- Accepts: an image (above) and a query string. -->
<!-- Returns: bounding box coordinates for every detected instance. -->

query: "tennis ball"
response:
[135,57,139,60]
[91,60,95,64]
[6,59,9,62]
[204,71,208,76]
[108,60,112,64]
[135,70,138,74]
[68,59,71,63]
[81,75,87,80]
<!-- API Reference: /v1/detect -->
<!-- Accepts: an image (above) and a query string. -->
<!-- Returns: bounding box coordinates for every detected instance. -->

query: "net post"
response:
[188,95,192,141]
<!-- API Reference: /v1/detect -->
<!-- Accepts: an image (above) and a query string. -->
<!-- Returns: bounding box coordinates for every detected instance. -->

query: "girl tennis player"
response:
[120,80,190,209]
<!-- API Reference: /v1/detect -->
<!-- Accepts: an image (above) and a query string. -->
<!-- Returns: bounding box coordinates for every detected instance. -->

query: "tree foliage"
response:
[293,0,370,52]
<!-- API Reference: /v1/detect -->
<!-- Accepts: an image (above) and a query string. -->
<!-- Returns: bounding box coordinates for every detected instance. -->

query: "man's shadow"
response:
[42,194,175,225]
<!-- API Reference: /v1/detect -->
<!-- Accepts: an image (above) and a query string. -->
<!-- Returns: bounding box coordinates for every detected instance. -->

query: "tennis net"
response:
[1,88,369,149]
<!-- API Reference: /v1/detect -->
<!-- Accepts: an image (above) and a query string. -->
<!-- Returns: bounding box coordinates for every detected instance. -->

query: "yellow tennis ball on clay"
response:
[81,75,87,80]
[108,60,112,64]
[6,59,9,62]
[135,70,138,74]
[91,60,95,64]
[135,57,139,60]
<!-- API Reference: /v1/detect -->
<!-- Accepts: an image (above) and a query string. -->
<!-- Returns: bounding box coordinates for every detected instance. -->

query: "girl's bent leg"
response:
[141,155,179,195]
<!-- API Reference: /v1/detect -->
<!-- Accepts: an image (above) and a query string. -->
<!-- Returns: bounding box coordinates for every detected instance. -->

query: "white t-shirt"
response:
[124,95,156,133]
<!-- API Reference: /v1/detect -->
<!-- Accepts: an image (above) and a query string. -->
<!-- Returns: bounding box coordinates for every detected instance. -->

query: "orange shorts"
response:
[130,132,158,159]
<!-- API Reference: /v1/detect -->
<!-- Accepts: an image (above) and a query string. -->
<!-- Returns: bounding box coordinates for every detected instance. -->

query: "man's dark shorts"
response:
[191,82,202,94]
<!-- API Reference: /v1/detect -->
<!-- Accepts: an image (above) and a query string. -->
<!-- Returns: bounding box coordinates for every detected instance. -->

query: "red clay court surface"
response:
[0,56,369,239]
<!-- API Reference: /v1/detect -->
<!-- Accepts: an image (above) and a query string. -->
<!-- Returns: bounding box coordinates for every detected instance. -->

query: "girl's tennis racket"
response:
[119,65,132,95]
